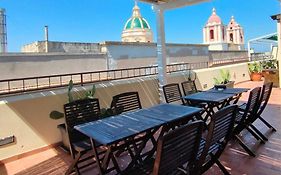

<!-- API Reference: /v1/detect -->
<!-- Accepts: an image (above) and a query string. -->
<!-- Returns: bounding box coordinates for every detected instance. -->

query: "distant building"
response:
[203,8,244,51]
[21,41,100,53]
[121,3,153,43]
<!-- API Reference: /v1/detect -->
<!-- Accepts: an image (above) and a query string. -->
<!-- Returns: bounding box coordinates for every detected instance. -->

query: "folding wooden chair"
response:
[181,80,199,96]
[198,105,237,175]
[163,83,185,105]
[64,98,103,175]
[249,82,276,141]
[110,91,142,115]
[233,87,262,157]
[123,121,205,175]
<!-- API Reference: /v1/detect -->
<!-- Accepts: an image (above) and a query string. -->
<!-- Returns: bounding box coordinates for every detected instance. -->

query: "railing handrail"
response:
[0,65,159,82]
[0,62,208,96]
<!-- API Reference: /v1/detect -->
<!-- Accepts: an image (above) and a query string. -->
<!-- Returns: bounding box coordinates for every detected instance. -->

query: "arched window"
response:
[230,33,233,42]
[210,29,214,40]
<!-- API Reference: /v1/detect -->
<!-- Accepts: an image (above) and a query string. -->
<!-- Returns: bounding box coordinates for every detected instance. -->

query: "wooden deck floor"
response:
[1,81,281,175]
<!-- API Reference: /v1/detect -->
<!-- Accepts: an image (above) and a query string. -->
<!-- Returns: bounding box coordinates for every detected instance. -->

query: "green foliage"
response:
[260,60,278,70]
[248,62,262,73]
[50,80,97,120]
[213,69,231,85]
[67,80,74,102]
[100,108,114,118]
[85,84,96,99]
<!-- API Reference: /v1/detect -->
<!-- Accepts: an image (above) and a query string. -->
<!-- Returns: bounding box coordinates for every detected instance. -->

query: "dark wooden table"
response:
[206,87,249,95]
[183,88,248,123]
[75,103,201,174]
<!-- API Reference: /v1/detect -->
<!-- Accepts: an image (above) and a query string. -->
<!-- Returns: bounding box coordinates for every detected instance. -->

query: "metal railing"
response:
[0,62,208,96]
[211,57,249,66]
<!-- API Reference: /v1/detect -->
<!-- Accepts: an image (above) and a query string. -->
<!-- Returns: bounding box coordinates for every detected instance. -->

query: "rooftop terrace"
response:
[0,80,280,175]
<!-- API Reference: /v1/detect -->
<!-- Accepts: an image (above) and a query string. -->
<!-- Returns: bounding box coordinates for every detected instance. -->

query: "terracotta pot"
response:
[250,72,262,81]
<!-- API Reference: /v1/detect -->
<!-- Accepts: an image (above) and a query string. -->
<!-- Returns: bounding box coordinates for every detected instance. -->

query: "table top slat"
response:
[206,88,249,95]
[74,103,201,145]
[183,91,235,103]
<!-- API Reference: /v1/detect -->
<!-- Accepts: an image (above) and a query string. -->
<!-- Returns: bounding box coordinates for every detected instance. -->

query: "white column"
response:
[155,6,167,102]
[247,41,251,60]
[277,19,281,88]
[206,26,210,43]
[218,25,222,42]
[203,28,206,43]
[237,29,240,44]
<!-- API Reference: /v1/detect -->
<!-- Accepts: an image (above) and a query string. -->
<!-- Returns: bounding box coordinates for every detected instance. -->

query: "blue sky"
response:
[0,0,280,52]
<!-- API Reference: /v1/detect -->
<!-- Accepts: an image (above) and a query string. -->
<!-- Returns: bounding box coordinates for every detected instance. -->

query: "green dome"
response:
[125,17,150,30]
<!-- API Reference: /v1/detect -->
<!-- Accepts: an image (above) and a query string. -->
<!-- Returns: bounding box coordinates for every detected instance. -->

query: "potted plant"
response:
[213,69,234,88]
[261,60,279,87]
[248,62,262,81]
[50,80,98,151]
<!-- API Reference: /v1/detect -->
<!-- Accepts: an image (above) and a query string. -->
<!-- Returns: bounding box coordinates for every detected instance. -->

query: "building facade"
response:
[203,8,244,51]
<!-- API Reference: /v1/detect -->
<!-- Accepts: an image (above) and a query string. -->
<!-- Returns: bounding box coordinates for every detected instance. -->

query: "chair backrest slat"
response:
[198,105,237,173]
[240,87,261,122]
[207,105,237,149]
[153,121,204,175]
[110,91,142,114]
[64,98,101,143]
[257,82,273,116]
[163,83,185,104]
[181,80,198,96]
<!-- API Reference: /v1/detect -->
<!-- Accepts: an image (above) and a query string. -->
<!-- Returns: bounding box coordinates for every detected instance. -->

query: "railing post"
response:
[81,74,83,86]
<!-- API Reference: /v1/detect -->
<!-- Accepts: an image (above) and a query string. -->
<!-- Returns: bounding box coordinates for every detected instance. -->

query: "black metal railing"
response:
[0,62,208,96]
[211,57,249,66]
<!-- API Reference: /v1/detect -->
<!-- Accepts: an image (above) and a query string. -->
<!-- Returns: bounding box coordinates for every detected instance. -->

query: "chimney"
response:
[44,25,49,52]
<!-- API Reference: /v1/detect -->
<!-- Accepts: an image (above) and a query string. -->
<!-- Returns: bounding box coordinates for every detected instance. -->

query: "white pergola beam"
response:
[158,0,209,10]
[138,0,210,102]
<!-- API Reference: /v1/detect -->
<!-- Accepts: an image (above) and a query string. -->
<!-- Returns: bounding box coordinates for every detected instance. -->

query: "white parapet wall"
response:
[0,62,250,161]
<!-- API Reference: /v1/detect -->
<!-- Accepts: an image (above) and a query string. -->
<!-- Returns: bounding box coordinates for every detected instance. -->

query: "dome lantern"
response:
[121,2,153,43]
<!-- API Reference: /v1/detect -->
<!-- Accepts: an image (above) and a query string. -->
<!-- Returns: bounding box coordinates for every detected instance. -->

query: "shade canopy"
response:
[139,0,209,10]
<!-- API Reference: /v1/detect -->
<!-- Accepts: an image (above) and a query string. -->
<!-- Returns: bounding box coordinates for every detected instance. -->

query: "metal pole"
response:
[247,41,251,61]
[155,6,167,103]
[277,0,281,88]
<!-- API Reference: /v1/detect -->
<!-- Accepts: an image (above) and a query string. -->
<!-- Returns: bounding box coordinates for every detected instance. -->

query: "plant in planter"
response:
[50,80,98,151]
[248,62,262,81]
[213,69,234,88]
[261,60,279,87]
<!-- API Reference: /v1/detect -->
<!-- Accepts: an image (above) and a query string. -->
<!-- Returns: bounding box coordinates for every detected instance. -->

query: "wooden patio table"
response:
[183,88,249,123]
[74,103,201,175]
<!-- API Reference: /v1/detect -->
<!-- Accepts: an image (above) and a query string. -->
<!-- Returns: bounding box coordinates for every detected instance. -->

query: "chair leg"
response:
[250,124,268,141]
[214,159,230,175]
[65,152,81,175]
[258,116,277,132]
[234,135,256,157]
[245,127,265,144]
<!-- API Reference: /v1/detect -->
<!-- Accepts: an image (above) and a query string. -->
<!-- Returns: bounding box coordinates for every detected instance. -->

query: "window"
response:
[210,29,214,40]
[230,33,233,42]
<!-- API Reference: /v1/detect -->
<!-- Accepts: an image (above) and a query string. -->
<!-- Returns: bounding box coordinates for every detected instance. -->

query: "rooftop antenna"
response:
[0,8,7,53]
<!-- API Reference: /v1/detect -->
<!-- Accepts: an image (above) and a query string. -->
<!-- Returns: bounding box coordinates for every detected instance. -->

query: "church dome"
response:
[122,3,153,43]
[124,5,150,30]
[124,17,150,30]
[208,8,222,24]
